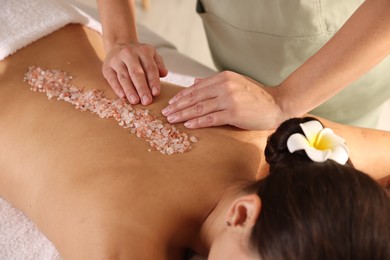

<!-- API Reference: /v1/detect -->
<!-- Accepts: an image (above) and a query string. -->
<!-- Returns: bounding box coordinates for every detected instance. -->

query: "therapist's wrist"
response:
[105,39,138,54]
[267,84,302,125]
[102,31,139,53]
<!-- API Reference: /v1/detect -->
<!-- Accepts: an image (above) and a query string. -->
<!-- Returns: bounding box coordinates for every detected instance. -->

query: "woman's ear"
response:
[225,194,261,230]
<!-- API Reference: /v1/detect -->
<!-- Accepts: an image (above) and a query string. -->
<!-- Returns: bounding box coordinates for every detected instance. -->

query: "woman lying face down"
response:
[0,25,389,259]
[206,117,390,260]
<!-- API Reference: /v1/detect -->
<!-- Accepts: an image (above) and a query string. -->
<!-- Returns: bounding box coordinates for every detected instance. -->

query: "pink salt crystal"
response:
[24,66,197,155]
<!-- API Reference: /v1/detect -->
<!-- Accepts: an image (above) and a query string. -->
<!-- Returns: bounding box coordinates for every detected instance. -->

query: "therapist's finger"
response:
[166,98,222,124]
[155,53,168,77]
[102,67,125,98]
[184,110,231,129]
[140,53,161,97]
[194,77,202,84]
[123,57,152,105]
[168,84,197,105]
[168,75,219,104]
[162,85,220,116]
[117,69,140,105]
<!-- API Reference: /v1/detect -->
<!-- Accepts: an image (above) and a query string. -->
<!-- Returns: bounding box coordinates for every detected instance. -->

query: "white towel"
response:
[0,197,61,260]
[0,0,214,82]
[0,0,100,258]
[0,0,101,60]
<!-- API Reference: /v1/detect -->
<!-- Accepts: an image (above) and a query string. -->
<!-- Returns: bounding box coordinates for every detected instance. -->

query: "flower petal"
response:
[287,119,350,164]
[315,128,345,151]
[287,133,311,153]
[300,120,323,146]
[304,147,331,163]
[329,144,349,165]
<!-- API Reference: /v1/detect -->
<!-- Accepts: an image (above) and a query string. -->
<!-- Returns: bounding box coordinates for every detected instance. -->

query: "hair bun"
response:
[265,117,319,167]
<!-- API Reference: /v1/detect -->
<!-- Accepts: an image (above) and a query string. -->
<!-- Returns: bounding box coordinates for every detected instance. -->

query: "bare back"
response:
[0,25,269,259]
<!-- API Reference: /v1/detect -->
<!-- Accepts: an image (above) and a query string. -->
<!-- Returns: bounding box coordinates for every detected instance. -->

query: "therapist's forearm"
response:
[97,0,138,52]
[275,0,390,118]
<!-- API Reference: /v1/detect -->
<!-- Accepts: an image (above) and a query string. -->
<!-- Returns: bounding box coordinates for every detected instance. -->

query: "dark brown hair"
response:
[247,117,390,259]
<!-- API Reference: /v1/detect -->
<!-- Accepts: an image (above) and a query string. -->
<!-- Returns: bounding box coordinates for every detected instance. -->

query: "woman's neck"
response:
[192,183,249,256]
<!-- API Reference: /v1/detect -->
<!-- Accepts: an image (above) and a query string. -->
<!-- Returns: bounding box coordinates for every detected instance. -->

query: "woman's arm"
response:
[96,0,167,105]
[319,117,390,181]
[162,0,390,130]
[378,175,390,191]
[273,0,390,119]
[97,0,138,53]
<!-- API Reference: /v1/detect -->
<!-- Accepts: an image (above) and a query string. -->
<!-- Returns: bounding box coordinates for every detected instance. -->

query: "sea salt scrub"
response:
[24,66,197,155]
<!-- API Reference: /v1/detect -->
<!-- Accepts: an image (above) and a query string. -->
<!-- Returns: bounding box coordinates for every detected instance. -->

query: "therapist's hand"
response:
[102,42,168,105]
[161,71,286,130]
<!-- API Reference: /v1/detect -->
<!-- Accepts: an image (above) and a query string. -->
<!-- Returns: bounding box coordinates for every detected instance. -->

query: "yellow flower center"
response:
[309,133,332,151]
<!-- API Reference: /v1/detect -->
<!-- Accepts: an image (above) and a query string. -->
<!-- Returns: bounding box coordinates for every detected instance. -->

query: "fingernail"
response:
[168,97,175,105]
[152,87,159,96]
[162,106,171,116]
[184,121,193,128]
[142,95,151,105]
[167,114,176,123]
[118,90,125,98]
[130,95,138,104]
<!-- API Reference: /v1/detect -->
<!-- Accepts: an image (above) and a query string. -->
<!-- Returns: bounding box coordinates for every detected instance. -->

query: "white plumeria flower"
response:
[287,120,349,164]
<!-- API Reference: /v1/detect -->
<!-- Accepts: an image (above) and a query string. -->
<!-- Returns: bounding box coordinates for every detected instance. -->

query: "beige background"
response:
[74,0,390,131]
